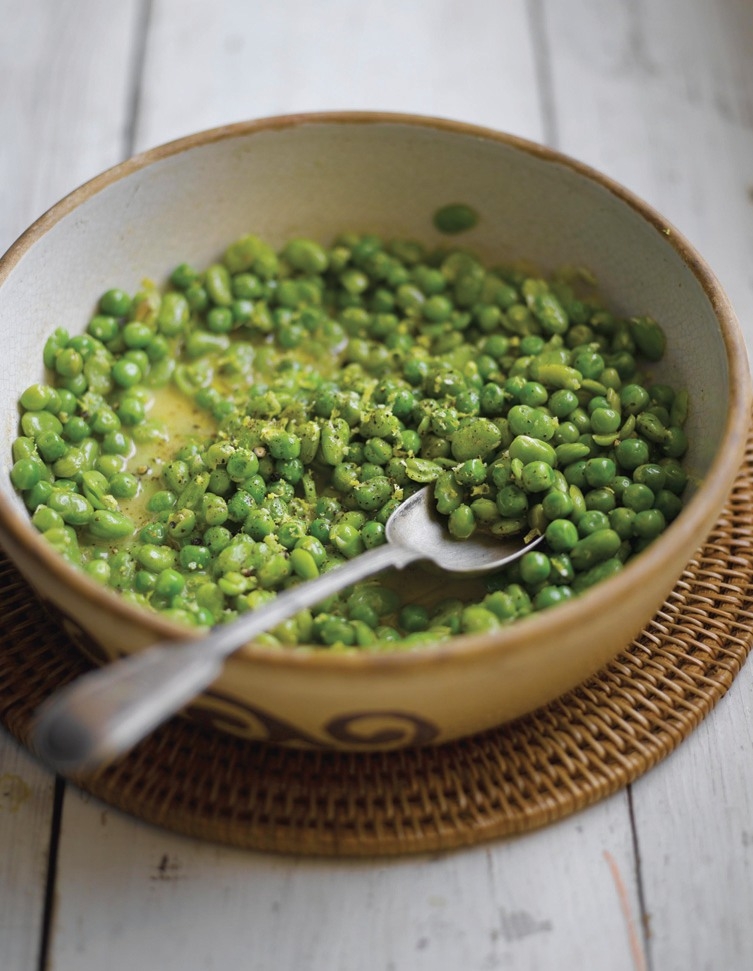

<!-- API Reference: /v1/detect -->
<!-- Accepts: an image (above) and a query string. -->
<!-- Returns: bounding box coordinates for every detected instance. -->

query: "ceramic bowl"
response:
[0,112,749,751]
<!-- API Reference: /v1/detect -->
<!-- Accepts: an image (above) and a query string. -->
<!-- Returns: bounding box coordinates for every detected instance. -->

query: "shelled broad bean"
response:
[11,231,689,648]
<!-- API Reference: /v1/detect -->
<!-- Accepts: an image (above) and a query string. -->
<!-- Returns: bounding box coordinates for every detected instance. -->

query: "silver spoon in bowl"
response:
[32,486,541,776]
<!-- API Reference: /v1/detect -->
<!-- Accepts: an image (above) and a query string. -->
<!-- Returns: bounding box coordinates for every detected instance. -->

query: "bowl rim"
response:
[0,109,750,674]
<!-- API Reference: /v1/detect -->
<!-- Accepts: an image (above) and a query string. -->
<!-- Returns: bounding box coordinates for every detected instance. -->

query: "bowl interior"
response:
[0,114,741,607]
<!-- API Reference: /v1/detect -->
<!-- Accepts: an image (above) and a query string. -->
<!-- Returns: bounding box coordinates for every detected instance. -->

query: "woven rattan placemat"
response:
[2,434,753,856]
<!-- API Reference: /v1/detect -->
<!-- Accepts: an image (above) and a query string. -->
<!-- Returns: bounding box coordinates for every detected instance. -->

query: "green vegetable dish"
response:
[11,231,690,649]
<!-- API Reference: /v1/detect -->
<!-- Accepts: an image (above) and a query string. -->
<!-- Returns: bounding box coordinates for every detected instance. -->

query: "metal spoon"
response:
[32,486,541,775]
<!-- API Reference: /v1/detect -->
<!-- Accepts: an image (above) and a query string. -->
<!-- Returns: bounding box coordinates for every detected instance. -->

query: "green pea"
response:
[584,487,616,514]
[570,529,622,571]
[519,550,550,585]
[654,489,683,522]
[353,476,392,511]
[399,604,430,632]
[167,508,197,539]
[534,586,573,610]
[147,490,177,514]
[319,418,350,465]
[609,506,636,540]
[266,431,301,461]
[509,435,557,468]
[633,463,666,494]
[11,457,44,490]
[529,291,569,335]
[32,505,64,532]
[508,405,552,440]
[433,203,479,235]
[41,525,80,561]
[155,568,185,598]
[466,499,497,526]
[662,426,688,458]
[590,407,621,435]
[633,508,666,540]
[134,569,157,593]
[629,316,666,361]
[21,410,63,439]
[179,545,212,571]
[283,238,329,274]
[521,461,556,493]
[541,489,574,520]
[157,292,190,335]
[329,522,364,558]
[615,438,650,471]
[545,518,579,552]
[548,388,579,417]
[87,509,135,540]
[635,411,668,445]
[85,559,112,585]
[459,605,499,633]
[584,457,616,488]
[451,419,502,461]
[576,510,611,537]
[448,504,476,539]
[496,484,529,518]
[454,459,487,487]
[572,556,623,592]
[24,480,54,511]
[48,489,94,525]
[257,552,292,589]
[100,288,132,317]
[622,482,655,512]
[202,263,233,306]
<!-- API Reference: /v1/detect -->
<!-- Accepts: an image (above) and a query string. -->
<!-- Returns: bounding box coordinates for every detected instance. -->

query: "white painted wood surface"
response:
[1,1,751,968]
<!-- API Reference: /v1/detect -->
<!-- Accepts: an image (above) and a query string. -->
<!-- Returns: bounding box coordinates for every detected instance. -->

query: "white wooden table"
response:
[2,2,753,968]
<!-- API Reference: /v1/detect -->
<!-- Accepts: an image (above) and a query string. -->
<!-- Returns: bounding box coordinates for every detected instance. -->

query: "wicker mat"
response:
[2,435,753,857]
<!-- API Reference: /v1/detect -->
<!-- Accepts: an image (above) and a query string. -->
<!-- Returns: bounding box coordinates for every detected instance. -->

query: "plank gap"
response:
[627,783,653,971]
[123,0,155,158]
[37,776,65,971]
[527,0,560,147]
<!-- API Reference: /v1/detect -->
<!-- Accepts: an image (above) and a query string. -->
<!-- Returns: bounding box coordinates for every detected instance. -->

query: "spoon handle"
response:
[32,540,417,776]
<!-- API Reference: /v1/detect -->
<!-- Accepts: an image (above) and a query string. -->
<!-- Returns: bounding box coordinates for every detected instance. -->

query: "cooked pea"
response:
[615,437,650,471]
[509,435,557,468]
[448,504,476,539]
[48,489,94,525]
[545,518,579,552]
[570,529,622,570]
[451,419,502,461]
[433,203,478,235]
[86,509,134,540]
[11,457,45,490]
[521,461,556,493]
[520,550,551,585]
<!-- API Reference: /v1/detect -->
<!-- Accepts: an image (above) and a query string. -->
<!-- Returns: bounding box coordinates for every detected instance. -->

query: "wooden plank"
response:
[540,1,753,967]
[541,0,753,343]
[631,680,753,970]
[0,735,56,971]
[0,1,145,967]
[49,788,646,971]
[135,0,545,148]
[0,0,145,251]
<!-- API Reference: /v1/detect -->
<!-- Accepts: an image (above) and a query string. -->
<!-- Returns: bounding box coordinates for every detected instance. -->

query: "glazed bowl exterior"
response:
[0,112,749,750]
